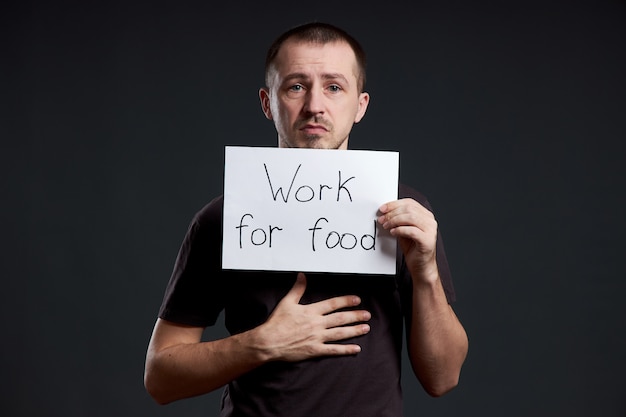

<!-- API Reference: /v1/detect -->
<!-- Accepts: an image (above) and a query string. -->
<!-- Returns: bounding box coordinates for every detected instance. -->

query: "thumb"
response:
[283,272,307,304]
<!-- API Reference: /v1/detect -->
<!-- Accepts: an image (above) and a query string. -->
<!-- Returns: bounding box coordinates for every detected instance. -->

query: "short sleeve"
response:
[158,196,226,327]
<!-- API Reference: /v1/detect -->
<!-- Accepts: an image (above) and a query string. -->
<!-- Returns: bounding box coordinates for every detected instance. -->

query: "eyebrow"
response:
[283,72,350,85]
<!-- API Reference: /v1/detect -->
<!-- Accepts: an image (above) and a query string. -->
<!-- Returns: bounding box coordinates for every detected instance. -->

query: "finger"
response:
[281,272,307,304]
[388,225,430,243]
[379,198,425,213]
[320,343,363,356]
[324,323,371,342]
[379,198,432,218]
[323,310,371,329]
[379,209,437,234]
[312,294,363,315]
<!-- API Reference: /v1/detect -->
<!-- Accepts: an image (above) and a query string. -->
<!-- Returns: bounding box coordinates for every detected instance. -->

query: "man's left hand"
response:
[377,198,439,283]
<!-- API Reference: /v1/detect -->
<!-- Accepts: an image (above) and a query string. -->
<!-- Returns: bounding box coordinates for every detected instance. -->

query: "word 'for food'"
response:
[236,214,376,251]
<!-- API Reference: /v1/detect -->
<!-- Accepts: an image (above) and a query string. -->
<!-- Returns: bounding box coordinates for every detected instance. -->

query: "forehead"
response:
[271,40,359,83]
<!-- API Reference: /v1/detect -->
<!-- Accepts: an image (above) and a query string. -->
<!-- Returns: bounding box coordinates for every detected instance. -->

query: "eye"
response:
[328,84,342,92]
[289,84,304,92]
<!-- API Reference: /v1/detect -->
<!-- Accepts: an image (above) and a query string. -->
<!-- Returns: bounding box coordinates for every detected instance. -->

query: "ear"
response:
[259,88,273,120]
[354,92,370,123]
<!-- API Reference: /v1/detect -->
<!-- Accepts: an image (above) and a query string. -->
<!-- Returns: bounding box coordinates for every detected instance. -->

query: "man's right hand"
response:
[145,272,370,404]
[251,272,371,362]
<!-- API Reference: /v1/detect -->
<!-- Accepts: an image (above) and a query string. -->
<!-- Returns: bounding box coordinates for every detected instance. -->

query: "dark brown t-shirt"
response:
[158,184,456,417]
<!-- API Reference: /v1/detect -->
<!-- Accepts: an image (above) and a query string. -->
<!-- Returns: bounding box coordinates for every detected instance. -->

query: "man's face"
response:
[259,40,370,150]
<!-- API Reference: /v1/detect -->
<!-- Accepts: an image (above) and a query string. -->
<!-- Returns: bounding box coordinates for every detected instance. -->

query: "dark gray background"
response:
[3,0,625,416]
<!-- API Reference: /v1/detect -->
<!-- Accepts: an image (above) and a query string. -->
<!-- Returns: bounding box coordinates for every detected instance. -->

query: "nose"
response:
[303,87,325,115]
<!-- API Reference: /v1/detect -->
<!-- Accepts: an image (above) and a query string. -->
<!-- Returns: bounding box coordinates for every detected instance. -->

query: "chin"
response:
[281,136,347,150]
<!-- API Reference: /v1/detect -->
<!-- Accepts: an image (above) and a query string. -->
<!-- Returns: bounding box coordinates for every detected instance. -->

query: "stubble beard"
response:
[280,134,346,150]
[282,117,346,150]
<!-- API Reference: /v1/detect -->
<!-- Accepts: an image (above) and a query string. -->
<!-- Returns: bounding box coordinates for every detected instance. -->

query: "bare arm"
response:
[144,273,371,404]
[378,199,468,397]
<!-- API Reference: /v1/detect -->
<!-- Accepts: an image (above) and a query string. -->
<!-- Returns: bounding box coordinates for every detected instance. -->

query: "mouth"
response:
[298,121,330,135]
[300,124,328,134]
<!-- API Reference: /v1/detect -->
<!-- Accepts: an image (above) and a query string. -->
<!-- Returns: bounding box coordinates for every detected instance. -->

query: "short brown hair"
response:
[264,22,367,92]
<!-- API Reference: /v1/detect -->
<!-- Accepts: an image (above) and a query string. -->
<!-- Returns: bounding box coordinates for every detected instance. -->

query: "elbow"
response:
[422,374,460,398]
[420,353,467,397]
[144,363,174,405]
[414,354,465,398]
[423,334,468,397]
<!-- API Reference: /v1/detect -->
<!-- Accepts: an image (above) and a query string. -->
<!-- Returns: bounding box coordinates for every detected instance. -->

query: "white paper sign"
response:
[222,146,399,274]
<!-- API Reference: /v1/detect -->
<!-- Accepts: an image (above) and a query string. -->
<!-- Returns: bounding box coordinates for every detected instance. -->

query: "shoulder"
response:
[192,195,224,227]
[179,196,224,244]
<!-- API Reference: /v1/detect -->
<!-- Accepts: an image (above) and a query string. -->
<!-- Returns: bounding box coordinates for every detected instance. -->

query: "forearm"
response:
[377,198,468,395]
[145,276,370,405]
[408,272,468,397]
[144,323,269,405]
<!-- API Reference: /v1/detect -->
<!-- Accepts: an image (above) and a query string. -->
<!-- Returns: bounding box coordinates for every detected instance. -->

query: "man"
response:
[144,22,468,416]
